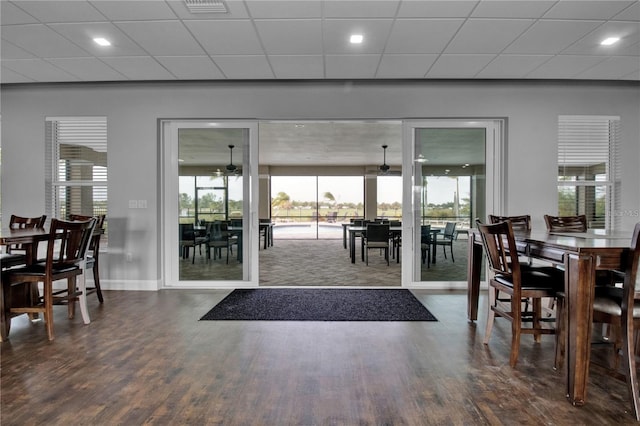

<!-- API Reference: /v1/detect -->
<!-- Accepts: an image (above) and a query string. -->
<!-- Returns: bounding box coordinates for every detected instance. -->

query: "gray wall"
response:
[2,80,639,289]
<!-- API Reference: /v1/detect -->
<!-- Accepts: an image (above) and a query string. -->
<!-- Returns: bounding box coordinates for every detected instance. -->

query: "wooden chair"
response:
[2,214,47,269]
[556,223,640,420]
[544,214,587,232]
[435,222,457,261]
[489,214,531,231]
[476,219,565,367]
[69,214,106,303]
[363,223,389,266]
[2,218,96,341]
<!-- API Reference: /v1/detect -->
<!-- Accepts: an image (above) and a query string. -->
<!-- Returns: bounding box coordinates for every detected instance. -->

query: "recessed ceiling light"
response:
[93,37,111,46]
[601,37,620,46]
[350,34,363,44]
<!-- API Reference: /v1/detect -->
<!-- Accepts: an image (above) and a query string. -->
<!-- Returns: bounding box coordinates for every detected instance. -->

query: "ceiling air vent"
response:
[184,0,228,14]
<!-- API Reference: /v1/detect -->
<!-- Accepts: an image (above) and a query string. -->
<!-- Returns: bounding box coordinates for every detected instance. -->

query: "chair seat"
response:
[1,253,26,269]
[8,263,80,276]
[366,242,388,249]
[495,266,565,292]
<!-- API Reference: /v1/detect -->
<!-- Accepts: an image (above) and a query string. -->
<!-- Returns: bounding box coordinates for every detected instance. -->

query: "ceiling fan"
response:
[376,144,401,176]
[212,144,242,178]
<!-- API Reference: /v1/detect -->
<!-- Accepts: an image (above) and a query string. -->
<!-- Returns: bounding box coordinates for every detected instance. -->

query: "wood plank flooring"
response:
[1,289,637,425]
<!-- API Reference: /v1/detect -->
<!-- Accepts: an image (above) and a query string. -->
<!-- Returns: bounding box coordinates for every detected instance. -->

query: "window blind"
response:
[557,115,620,229]
[45,117,107,224]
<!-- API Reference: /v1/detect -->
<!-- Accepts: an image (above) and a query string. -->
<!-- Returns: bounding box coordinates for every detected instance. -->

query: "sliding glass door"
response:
[162,120,259,288]
[402,120,502,287]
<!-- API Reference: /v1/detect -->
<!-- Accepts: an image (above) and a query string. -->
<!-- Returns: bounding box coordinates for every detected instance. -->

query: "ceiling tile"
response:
[325,54,380,78]
[324,1,400,18]
[1,24,90,57]
[155,56,225,79]
[100,56,176,80]
[396,1,476,18]
[426,54,496,78]
[49,22,149,57]
[269,55,324,79]
[385,19,464,54]
[255,19,323,54]
[613,1,640,21]
[621,68,640,79]
[47,57,127,81]
[562,21,640,55]
[1,2,40,25]
[184,20,264,55]
[376,54,438,78]
[475,54,554,78]
[445,19,534,54]
[245,0,321,18]
[471,1,555,18]
[1,58,81,82]
[323,19,393,54]
[167,0,250,19]
[212,55,275,79]
[575,56,640,79]
[91,0,178,21]
[14,1,105,23]
[115,21,205,55]
[527,55,608,78]
[543,1,634,20]
[1,66,35,83]
[504,20,602,54]
[1,40,36,59]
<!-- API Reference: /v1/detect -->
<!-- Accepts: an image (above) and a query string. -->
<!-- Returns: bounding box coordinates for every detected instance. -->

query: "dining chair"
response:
[206,221,232,263]
[489,214,531,232]
[555,222,640,420]
[544,214,587,232]
[69,214,106,303]
[420,225,432,268]
[2,217,96,341]
[2,214,47,269]
[179,223,207,264]
[476,219,565,367]
[435,222,457,262]
[363,223,389,266]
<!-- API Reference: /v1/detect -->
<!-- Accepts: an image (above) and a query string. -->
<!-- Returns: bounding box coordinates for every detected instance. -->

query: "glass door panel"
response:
[403,120,501,286]
[163,120,258,288]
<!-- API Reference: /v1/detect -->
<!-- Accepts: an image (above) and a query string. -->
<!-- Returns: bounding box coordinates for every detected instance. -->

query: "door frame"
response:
[160,119,259,288]
[401,119,505,288]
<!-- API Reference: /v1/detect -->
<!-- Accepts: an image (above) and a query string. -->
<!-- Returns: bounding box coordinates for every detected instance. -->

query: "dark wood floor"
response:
[1,289,638,425]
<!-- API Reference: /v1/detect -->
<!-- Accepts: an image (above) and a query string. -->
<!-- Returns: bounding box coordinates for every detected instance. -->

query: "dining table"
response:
[466,228,632,407]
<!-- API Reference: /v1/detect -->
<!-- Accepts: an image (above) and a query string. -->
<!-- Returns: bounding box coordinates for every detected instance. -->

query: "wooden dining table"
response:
[466,228,632,407]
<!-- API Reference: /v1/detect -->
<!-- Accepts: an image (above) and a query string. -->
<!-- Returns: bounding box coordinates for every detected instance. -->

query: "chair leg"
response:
[44,278,55,341]
[77,272,91,325]
[622,316,640,421]
[554,296,566,370]
[484,287,497,345]
[93,261,103,304]
[450,244,455,262]
[67,276,76,319]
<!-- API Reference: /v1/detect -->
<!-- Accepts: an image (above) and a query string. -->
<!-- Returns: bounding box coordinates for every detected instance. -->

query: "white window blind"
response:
[557,115,620,230]
[45,117,107,228]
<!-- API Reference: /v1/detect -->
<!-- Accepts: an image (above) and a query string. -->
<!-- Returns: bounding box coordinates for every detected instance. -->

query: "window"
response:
[557,116,620,229]
[45,117,108,235]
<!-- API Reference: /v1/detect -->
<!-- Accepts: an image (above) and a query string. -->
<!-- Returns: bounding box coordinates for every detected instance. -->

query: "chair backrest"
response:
[544,214,587,232]
[8,214,47,253]
[476,219,521,282]
[366,223,390,243]
[421,225,432,244]
[69,214,106,251]
[46,218,96,271]
[206,222,225,241]
[443,222,457,238]
[179,223,195,241]
[489,214,531,232]
[619,223,640,318]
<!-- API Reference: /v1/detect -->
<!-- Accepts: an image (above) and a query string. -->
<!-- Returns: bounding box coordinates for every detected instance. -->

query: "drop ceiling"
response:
[2,0,639,84]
